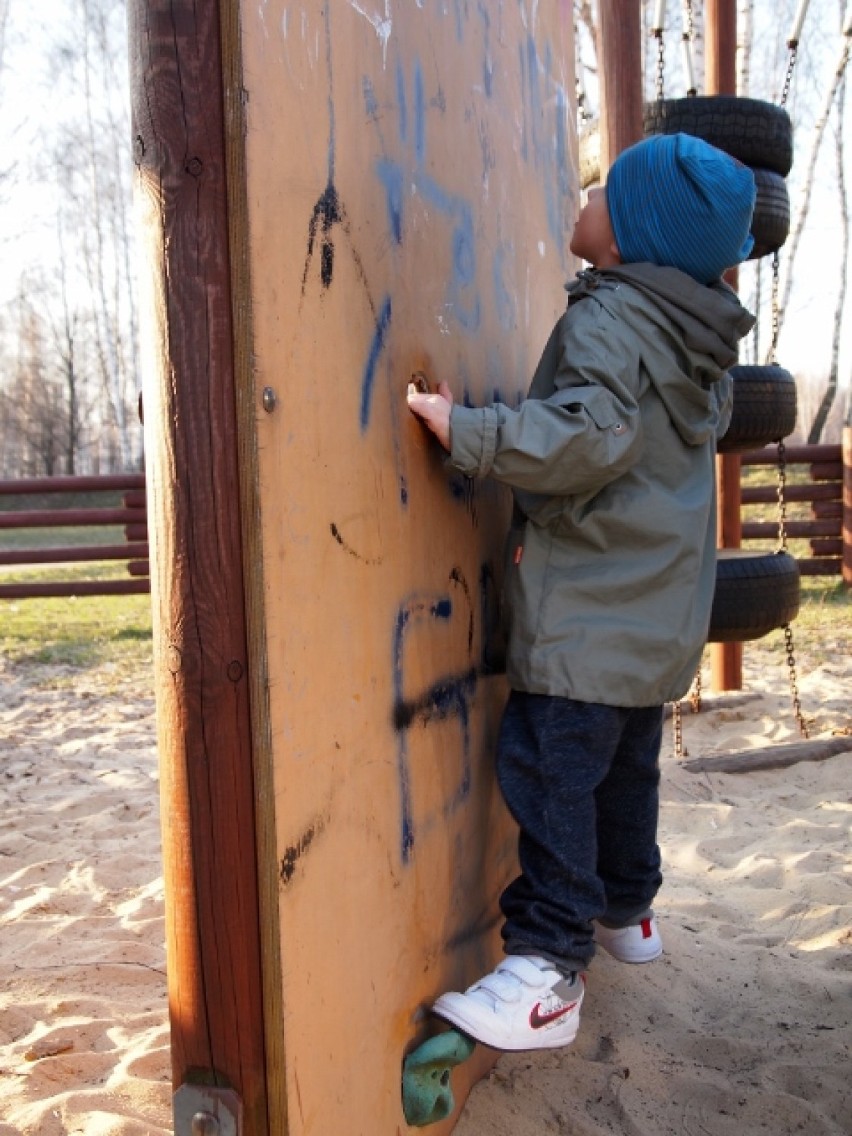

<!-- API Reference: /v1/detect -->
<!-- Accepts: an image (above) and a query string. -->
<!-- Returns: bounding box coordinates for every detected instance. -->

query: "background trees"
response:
[0,0,848,479]
[0,0,140,477]
[577,0,851,440]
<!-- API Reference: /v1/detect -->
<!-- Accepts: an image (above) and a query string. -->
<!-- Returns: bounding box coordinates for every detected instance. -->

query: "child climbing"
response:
[406,132,756,1051]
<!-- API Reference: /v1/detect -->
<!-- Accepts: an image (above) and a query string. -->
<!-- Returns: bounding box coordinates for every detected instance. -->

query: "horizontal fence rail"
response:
[1,442,849,599]
[740,440,850,580]
[0,473,150,599]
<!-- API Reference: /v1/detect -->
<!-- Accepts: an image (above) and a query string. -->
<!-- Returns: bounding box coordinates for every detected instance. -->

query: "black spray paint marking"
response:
[329,521,384,566]
[299,7,373,304]
[280,815,327,887]
[391,568,479,863]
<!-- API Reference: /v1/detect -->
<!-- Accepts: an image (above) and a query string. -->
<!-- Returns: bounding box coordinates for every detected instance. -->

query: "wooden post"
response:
[706,0,744,691]
[843,425,852,586]
[128,3,274,1133]
[598,0,645,173]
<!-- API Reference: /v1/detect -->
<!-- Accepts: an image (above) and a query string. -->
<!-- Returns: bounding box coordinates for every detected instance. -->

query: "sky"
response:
[0,0,849,427]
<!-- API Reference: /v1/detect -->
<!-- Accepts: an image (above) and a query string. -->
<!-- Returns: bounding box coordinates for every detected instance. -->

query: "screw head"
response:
[191,1112,220,1136]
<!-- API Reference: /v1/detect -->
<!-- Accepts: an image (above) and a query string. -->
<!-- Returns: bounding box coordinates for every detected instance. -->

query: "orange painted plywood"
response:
[239,4,577,1131]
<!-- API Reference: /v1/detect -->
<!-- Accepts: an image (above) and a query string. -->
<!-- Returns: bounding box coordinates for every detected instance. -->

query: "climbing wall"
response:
[240,4,577,1131]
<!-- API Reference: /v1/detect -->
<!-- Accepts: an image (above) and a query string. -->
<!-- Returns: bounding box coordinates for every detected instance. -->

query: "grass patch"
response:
[0,525,127,551]
[0,566,153,675]
[791,575,851,647]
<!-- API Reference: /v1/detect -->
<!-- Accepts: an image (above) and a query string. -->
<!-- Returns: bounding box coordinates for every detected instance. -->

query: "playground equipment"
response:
[128,1,849,1130]
[129,2,575,1133]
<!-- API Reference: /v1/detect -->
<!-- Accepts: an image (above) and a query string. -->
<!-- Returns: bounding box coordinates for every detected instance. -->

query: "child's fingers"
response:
[407,387,429,412]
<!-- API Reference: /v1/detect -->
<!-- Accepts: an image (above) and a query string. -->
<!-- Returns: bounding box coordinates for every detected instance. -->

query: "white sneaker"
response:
[432,955,583,1051]
[594,915,663,963]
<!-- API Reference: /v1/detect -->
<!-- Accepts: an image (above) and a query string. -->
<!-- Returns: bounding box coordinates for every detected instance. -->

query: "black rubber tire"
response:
[643,97,793,177]
[717,364,798,453]
[708,550,800,642]
[748,168,791,260]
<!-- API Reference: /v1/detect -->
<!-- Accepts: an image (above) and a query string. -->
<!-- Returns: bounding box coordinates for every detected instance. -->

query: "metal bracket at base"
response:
[174,1084,243,1136]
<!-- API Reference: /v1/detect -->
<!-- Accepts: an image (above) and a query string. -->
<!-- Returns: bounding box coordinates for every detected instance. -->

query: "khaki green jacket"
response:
[448,264,754,707]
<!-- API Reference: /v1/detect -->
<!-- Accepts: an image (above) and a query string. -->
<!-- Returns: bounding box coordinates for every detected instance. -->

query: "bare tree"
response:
[808,68,849,440]
[2,0,143,476]
[70,0,140,469]
[0,293,68,476]
[774,8,851,348]
[738,0,755,94]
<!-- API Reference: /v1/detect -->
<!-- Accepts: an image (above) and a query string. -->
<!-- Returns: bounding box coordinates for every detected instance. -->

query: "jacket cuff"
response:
[447,405,499,477]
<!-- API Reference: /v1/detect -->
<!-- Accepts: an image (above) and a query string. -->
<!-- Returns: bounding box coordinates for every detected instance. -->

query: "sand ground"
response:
[0,635,849,1135]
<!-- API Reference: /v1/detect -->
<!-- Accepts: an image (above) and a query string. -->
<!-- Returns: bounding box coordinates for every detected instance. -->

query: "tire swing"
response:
[634,1,811,759]
[637,1,803,651]
[579,108,792,263]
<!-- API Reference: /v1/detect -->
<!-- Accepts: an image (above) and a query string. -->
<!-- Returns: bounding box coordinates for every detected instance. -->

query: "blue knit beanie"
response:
[606,134,756,284]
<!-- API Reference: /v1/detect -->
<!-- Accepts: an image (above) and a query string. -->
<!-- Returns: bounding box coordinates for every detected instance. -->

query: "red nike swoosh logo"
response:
[529,1001,578,1029]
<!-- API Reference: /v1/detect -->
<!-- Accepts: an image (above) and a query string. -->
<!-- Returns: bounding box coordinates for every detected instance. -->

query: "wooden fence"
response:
[1,439,849,601]
[739,437,851,581]
[0,473,149,599]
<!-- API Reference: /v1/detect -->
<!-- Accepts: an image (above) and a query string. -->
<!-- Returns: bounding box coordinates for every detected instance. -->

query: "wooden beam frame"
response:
[127,3,279,1132]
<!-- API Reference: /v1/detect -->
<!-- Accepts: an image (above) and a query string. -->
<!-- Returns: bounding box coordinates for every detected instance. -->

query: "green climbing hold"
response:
[402,1029,476,1126]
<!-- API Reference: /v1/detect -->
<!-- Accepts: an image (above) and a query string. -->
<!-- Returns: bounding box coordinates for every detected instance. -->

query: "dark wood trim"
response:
[218,0,288,1130]
[741,483,839,505]
[0,579,150,599]
[740,443,842,465]
[0,543,149,566]
[742,519,839,539]
[0,474,146,494]
[0,507,145,529]
[128,2,269,1132]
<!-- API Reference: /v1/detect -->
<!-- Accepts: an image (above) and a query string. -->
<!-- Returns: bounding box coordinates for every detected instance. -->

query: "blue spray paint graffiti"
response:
[360,295,393,430]
[520,35,574,258]
[367,57,484,338]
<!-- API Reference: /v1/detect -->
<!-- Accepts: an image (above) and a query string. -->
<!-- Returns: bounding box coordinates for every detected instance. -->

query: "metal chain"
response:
[780,45,798,107]
[784,622,810,737]
[769,19,808,738]
[682,0,697,95]
[775,441,809,738]
[769,250,781,363]
[672,664,702,760]
[690,665,702,713]
[672,697,685,758]
[655,32,666,102]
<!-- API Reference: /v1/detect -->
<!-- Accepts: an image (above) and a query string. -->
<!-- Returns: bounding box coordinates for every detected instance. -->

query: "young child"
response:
[407,133,756,1052]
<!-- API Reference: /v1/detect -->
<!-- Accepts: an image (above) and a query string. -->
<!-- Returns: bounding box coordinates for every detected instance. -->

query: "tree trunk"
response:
[808,69,849,443]
[775,29,852,350]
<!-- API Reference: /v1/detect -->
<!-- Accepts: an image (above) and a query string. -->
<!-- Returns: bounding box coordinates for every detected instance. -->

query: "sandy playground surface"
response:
[0,637,849,1135]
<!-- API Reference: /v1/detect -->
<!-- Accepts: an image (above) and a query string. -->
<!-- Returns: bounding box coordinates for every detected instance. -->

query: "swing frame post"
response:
[597,0,644,171]
[706,0,745,692]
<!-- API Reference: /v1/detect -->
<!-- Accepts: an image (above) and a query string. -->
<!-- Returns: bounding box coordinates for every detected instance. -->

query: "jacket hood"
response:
[566,264,755,445]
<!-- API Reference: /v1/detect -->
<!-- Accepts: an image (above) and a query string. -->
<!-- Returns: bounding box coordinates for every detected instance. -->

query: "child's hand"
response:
[406,380,454,452]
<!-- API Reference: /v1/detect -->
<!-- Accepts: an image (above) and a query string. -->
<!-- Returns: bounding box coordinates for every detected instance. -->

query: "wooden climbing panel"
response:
[242,4,576,1132]
[133,2,577,1132]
